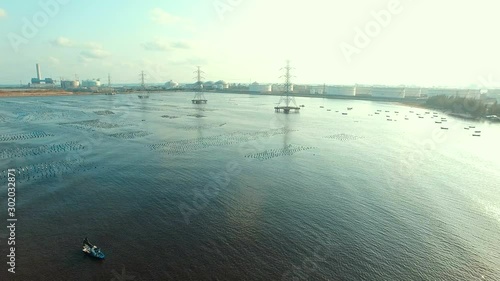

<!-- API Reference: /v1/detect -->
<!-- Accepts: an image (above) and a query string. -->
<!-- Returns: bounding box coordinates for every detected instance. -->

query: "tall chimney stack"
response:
[36,63,42,80]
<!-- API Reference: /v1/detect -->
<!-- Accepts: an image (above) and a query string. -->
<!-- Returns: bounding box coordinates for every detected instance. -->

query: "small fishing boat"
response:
[441,127,448,130]
[82,238,105,259]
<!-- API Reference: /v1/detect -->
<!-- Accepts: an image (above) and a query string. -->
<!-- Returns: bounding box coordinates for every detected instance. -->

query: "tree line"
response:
[425,95,500,117]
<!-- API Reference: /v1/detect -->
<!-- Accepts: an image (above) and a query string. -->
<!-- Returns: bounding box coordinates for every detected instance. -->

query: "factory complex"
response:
[18,63,500,102]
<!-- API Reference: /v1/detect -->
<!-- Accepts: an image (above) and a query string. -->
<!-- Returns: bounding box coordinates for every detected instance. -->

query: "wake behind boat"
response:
[82,237,105,259]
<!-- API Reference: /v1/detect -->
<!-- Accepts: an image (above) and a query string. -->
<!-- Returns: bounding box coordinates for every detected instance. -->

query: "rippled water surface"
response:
[0,92,499,280]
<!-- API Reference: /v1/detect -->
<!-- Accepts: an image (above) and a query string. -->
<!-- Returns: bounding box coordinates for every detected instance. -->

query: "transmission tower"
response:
[192,66,207,104]
[274,60,299,113]
[138,71,149,98]
[108,73,111,87]
[140,71,146,88]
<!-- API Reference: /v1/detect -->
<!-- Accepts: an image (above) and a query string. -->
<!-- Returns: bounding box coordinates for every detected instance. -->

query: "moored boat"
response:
[82,238,105,259]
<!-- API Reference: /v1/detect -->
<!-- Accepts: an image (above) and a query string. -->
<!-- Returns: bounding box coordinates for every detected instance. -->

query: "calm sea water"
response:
[0,92,499,281]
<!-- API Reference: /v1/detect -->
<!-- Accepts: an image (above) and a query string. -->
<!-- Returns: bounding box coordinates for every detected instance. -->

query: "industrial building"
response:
[214,80,229,90]
[60,80,80,89]
[300,84,481,99]
[292,85,309,94]
[272,84,293,93]
[30,63,55,87]
[249,82,272,93]
[371,86,405,98]
[81,79,101,88]
[203,81,215,90]
[165,80,179,89]
[309,85,326,95]
[353,85,371,96]
[404,87,422,98]
[326,85,356,96]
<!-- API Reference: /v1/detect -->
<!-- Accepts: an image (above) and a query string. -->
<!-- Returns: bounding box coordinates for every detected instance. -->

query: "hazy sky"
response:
[1,0,500,87]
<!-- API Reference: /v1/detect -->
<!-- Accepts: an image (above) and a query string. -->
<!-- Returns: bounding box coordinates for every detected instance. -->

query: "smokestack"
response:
[36,63,42,80]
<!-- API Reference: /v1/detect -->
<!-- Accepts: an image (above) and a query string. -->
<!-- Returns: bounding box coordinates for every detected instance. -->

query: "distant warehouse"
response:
[249,82,272,93]
[370,86,405,99]
[326,85,356,96]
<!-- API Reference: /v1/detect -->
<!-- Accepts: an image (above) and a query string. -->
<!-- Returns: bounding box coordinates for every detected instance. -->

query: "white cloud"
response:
[142,39,191,52]
[171,41,191,49]
[150,8,183,25]
[83,42,103,49]
[51,37,104,50]
[48,56,60,64]
[80,49,110,59]
[50,37,75,47]
[50,37,111,61]
[149,8,196,31]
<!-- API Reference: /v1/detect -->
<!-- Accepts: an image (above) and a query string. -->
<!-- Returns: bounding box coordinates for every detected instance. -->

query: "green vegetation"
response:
[425,95,500,118]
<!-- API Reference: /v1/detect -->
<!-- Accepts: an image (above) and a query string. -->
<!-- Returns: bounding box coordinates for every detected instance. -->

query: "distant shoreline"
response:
[0,88,428,104]
[0,89,75,97]
[2,88,497,122]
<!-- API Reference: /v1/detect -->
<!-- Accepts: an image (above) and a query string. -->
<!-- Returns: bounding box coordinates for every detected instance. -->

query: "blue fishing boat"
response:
[82,237,105,259]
